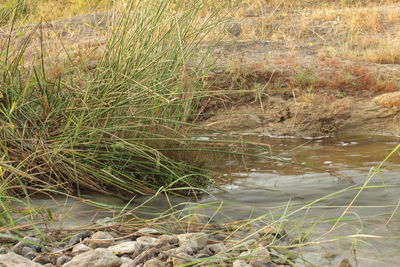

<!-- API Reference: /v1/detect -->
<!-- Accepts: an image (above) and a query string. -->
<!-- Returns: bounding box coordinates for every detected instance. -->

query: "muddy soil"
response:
[199,94,400,137]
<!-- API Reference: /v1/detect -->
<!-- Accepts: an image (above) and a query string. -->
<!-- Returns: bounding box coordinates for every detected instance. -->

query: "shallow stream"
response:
[31,135,400,266]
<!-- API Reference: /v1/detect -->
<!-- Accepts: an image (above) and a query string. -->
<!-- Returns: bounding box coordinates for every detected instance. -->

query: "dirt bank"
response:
[199,93,400,137]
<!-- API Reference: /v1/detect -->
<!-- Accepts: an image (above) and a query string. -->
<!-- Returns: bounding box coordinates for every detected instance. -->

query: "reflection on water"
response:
[30,135,400,266]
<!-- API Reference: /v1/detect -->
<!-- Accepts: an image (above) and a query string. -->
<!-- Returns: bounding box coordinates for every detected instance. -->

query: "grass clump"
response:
[0,0,217,199]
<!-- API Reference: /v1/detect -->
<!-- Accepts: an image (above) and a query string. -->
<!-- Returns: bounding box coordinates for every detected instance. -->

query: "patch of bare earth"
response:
[197,40,400,137]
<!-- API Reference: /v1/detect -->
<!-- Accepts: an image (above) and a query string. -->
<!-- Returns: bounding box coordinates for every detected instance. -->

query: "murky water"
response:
[31,135,400,266]
[200,134,400,267]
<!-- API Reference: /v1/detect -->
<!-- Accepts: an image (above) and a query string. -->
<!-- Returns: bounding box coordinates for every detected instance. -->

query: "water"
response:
[30,135,400,266]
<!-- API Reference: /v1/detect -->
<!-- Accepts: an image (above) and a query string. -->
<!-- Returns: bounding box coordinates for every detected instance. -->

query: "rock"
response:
[207,243,227,254]
[63,248,121,267]
[236,247,271,267]
[21,246,37,257]
[11,237,42,255]
[233,259,252,267]
[24,253,37,260]
[373,92,400,107]
[88,231,114,249]
[224,21,243,37]
[171,252,193,266]
[72,243,92,253]
[143,258,164,267]
[56,255,72,265]
[68,231,92,246]
[166,245,194,256]
[249,247,271,265]
[136,228,160,235]
[158,234,178,245]
[0,252,43,267]
[136,236,159,247]
[197,246,213,257]
[177,233,208,251]
[107,241,141,256]
[131,247,159,265]
[120,256,135,267]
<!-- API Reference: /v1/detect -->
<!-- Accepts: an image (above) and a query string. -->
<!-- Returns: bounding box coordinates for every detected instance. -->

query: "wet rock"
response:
[11,237,42,255]
[68,231,92,246]
[72,243,92,253]
[233,259,252,267]
[107,241,141,256]
[207,243,227,254]
[56,255,72,265]
[143,258,164,267]
[63,248,121,267]
[120,256,135,267]
[177,233,208,251]
[88,231,114,249]
[136,236,159,247]
[0,252,43,267]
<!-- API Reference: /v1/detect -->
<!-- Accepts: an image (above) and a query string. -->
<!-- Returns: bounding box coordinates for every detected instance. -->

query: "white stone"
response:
[136,236,159,247]
[136,228,160,235]
[0,252,42,267]
[171,252,193,266]
[91,231,114,240]
[177,233,208,250]
[63,248,121,267]
[88,231,114,249]
[72,243,92,253]
[233,259,252,267]
[107,241,141,256]
[120,256,135,267]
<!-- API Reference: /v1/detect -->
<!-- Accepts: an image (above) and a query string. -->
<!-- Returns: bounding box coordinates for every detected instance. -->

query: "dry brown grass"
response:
[3,0,400,100]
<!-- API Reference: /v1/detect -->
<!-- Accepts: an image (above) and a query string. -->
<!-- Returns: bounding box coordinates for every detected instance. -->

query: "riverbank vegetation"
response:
[0,0,224,203]
[1,0,400,266]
